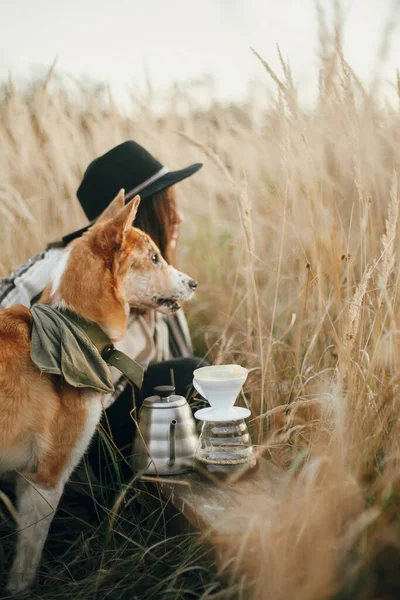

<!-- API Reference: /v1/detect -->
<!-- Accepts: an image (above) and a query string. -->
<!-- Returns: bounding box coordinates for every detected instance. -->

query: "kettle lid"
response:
[143,385,187,408]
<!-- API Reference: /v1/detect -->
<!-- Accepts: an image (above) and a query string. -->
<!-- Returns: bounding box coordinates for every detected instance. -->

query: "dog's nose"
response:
[188,279,198,290]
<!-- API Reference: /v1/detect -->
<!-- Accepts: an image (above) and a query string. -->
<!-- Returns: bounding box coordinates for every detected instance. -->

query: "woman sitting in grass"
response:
[0,140,205,486]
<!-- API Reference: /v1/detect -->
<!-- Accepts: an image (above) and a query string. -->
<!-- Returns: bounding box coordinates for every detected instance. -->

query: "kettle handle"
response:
[167,419,177,467]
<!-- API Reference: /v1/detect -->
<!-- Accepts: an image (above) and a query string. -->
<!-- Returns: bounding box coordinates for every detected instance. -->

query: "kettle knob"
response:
[154,385,176,399]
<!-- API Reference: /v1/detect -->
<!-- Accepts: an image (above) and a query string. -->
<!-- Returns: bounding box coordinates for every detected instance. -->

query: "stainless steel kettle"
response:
[131,385,198,475]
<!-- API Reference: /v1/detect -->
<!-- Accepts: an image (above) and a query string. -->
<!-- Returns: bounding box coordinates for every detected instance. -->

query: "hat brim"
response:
[62,162,203,245]
[137,162,203,200]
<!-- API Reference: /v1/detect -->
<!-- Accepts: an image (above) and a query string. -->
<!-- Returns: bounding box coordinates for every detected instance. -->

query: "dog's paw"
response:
[4,572,33,597]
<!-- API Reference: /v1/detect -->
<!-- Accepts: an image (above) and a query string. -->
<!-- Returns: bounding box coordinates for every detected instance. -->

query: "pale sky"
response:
[1,0,400,107]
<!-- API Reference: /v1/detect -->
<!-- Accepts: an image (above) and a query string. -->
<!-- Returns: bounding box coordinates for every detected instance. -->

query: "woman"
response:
[0,140,205,486]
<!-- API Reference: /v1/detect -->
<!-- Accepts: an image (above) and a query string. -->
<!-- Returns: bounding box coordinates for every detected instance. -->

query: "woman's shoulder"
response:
[0,248,63,309]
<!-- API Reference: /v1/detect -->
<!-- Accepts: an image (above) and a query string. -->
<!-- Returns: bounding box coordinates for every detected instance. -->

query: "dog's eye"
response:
[151,253,159,264]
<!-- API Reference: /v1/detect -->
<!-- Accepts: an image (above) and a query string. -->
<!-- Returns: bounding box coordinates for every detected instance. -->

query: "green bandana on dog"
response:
[30,304,143,393]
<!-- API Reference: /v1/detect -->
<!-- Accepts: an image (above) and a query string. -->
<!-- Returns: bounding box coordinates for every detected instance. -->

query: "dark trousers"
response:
[87,356,207,484]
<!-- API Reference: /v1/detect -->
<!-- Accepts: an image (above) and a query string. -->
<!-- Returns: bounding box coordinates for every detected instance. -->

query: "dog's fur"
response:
[0,190,196,595]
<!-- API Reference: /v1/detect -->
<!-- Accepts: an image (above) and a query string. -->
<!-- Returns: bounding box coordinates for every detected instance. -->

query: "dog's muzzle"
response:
[156,279,198,311]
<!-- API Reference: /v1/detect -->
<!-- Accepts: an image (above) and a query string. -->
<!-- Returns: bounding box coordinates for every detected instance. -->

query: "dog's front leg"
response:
[5,394,103,595]
[5,476,64,596]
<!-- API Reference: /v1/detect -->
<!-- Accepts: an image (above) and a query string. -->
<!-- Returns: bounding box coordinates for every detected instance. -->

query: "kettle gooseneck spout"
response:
[168,419,177,467]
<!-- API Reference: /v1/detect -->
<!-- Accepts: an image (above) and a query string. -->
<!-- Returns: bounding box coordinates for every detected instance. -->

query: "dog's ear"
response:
[110,195,141,238]
[96,189,126,224]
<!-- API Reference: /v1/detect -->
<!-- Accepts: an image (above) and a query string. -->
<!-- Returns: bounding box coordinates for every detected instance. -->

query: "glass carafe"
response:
[196,419,256,474]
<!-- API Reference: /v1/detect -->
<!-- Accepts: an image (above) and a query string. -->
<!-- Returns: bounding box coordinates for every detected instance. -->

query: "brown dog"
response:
[0,190,197,595]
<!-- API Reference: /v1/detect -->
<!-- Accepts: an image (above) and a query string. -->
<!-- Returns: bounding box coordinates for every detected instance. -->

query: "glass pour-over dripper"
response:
[192,364,250,421]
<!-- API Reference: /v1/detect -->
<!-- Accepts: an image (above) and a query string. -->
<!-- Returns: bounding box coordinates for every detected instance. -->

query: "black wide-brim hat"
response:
[62,141,202,244]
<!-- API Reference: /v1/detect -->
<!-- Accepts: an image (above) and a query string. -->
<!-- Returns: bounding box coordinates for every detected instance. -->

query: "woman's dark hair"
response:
[134,186,177,265]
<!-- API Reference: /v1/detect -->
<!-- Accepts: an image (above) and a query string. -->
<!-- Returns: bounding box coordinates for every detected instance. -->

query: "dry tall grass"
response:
[3,11,400,599]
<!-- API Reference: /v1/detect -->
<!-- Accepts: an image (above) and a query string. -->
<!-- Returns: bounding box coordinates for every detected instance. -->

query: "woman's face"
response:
[170,208,184,249]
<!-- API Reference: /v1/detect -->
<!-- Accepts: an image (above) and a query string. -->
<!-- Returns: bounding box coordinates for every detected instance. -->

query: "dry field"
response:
[2,16,400,600]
